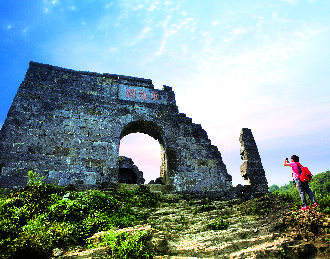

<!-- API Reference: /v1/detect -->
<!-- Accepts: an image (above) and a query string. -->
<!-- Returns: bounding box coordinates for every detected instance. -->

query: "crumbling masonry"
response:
[0,61,268,198]
[118,156,145,184]
[238,128,268,197]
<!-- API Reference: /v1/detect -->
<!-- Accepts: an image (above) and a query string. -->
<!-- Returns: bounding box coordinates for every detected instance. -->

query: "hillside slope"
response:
[0,171,329,258]
[61,192,329,258]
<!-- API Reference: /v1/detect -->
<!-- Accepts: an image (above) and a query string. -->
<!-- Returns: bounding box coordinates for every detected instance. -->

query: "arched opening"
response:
[119,120,168,185]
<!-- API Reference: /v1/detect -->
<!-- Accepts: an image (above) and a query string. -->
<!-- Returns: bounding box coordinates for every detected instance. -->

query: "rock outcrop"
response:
[119,156,145,184]
[148,177,164,185]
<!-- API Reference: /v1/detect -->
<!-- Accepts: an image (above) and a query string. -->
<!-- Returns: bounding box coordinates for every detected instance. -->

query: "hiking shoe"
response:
[312,202,318,208]
[301,206,308,211]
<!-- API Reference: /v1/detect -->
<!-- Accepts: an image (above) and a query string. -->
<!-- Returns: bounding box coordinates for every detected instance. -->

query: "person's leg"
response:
[302,182,316,204]
[295,179,307,207]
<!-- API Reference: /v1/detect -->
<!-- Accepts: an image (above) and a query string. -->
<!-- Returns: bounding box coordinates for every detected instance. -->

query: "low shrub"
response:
[119,185,159,208]
[27,170,46,187]
[208,218,229,230]
[17,214,77,255]
[194,204,217,214]
[238,195,267,216]
[88,229,153,258]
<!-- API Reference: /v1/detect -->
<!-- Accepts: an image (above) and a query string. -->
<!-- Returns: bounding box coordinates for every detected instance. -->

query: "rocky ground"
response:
[57,190,329,258]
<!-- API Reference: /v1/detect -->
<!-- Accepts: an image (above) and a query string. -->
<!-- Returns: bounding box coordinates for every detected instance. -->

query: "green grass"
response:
[0,171,158,258]
[193,204,217,214]
[88,229,153,258]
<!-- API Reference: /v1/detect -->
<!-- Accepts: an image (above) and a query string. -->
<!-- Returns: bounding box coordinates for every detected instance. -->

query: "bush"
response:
[208,218,229,230]
[17,214,77,255]
[27,170,46,187]
[268,184,280,193]
[88,229,153,258]
[0,172,157,258]
[119,185,159,208]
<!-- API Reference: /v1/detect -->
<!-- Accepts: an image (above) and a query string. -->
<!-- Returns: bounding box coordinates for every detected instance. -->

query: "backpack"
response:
[296,163,313,183]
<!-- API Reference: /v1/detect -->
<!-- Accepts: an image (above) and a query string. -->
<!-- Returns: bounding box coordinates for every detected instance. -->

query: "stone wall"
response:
[0,61,233,195]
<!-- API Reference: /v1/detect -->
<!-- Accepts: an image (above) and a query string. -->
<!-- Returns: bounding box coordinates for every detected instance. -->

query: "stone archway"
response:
[119,120,169,185]
[0,61,233,196]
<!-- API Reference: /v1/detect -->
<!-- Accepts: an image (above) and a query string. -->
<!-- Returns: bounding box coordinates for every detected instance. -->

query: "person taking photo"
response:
[284,155,318,211]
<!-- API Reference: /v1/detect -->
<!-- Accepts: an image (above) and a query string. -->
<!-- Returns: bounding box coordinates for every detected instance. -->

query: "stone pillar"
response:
[239,128,268,194]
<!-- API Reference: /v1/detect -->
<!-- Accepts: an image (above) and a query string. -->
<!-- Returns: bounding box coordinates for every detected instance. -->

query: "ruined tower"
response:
[0,61,233,196]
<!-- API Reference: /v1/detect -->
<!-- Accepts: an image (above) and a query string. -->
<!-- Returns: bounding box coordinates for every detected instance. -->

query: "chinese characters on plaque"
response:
[119,85,166,104]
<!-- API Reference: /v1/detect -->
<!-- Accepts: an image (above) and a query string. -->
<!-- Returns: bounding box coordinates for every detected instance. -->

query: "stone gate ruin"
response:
[0,61,267,198]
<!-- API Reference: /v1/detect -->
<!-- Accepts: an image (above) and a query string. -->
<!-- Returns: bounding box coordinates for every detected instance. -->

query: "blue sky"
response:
[0,0,329,186]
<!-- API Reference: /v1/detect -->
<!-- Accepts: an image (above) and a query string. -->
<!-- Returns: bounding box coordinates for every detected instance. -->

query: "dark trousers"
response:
[294,179,315,207]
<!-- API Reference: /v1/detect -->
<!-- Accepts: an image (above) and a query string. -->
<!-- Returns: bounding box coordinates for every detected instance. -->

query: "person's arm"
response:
[284,159,291,167]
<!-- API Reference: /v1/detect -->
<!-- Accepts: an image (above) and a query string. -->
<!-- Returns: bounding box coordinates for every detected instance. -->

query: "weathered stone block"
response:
[84,172,97,185]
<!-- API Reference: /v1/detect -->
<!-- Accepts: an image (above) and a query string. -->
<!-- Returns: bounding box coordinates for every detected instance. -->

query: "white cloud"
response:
[180,44,188,55]
[42,0,61,14]
[43,0,59,7]
[280,0,299,4]
[6,24,12,30]
[69,5,76,11]
[148,4,157,11]
[294,26,327,40]
[155,38,167,56]
[211,20,219,26]
[105,2,114,9]
[155,15,171,56]
[107,46,117,53]
[133,4,144,11]
[155,16,195,56]
[128,26,152,46]
[231,28,248,35]
[51,0,59,5]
